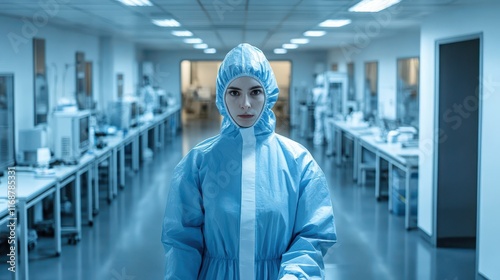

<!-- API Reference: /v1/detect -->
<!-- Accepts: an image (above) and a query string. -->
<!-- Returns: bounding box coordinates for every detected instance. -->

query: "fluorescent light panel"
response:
[282,43,298,49]
[274,48,287,54]
[290,38,309,44]
[184,38,203,44]
[152,19,180,27]
[349,0,401,12]
[194,43,208,49]
[303,30,326,37]
[204,48,216,54]
[319,19,351,27]
[172,30,193,37]
[116,0,152,6]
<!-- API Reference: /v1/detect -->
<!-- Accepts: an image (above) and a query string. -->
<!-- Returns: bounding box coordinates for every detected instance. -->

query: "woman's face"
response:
[224,76,265,128]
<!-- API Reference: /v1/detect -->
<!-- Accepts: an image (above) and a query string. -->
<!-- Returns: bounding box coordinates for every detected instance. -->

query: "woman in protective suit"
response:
[161,43,336,280]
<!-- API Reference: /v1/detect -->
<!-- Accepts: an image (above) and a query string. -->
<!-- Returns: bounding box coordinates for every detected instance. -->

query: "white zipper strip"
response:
[239,127,256,280]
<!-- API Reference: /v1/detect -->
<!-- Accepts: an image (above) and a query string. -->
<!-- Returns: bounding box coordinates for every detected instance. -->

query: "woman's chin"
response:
[236,119,255,127]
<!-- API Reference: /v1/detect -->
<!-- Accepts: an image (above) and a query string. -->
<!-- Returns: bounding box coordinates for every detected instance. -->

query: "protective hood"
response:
[216,43,279,136]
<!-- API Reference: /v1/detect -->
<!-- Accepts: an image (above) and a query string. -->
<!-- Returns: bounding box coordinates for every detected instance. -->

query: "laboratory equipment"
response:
[107,100,138,130]
[17,127,48,165]
[322,71,349,118]
[52,110,90,163]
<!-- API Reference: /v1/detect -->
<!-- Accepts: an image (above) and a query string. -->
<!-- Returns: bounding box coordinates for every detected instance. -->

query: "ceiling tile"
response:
[0,0,488,50]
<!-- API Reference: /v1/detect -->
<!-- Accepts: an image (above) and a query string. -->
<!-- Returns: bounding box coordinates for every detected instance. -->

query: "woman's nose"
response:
[240,94,251,109]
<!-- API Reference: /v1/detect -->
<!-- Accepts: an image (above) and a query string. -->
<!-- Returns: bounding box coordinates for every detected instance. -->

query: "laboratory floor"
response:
[1,114,476,280]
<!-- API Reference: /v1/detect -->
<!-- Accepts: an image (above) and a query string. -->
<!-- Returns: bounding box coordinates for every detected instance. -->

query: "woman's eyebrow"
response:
[250,86,263,90]
[227,86,241,90]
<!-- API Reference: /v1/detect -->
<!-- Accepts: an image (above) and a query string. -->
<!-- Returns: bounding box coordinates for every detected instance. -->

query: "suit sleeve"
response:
[278,154,337,280]
[161,153,204,280]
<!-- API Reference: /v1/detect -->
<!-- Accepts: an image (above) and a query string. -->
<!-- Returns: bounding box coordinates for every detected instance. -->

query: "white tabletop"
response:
[121,127,140,143]
[105,135,123,149]
[0,174,57,201]
[50,165,80,181]
[360,134,419,166]
[330,119,374,137]
[91,141,114,158]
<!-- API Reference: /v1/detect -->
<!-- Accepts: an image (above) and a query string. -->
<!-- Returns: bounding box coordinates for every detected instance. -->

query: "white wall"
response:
[0,15,99,154]
[418,3,500,279]
[99,37,113,110]
[99,36,139,108]
[142,49,327,126]
[113,38,138,97]
[327,31,420,119]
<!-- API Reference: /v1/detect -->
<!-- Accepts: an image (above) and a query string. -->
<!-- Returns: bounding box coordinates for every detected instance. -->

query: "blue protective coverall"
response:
[161,43,337,280]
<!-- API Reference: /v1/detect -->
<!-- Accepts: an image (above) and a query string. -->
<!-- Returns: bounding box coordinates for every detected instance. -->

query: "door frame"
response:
[432,33,483,247]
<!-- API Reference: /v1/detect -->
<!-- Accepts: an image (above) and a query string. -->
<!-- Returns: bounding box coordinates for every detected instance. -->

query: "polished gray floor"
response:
[0,112,476,280]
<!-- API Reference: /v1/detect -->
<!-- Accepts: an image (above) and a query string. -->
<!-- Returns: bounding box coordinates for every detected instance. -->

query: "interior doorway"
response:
[180,60,221,123]
[434,35,481,248]
[180,60,291,131]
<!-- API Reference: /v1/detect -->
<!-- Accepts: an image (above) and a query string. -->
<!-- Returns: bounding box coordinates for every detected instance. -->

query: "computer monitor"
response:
[52,110,90,163]
[80,114,89,147]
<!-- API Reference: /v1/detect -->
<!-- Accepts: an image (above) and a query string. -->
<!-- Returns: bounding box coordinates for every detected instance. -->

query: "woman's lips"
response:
[238,114,254,119]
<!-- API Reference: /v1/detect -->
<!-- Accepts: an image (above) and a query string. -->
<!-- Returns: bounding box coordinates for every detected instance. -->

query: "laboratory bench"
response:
[0,104,180,280]
[328,119,420,230]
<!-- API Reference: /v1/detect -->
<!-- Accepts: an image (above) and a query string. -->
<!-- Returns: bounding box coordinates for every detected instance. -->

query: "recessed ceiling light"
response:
[152,19,180,27]
[204,48,216,54]
[349,0,401,12]
[319,19,352,27]
[274,48,287,54]
[194,43,208,49]
[290,38,309,44]
[282,43,298,49]
[116,0,152,6]
[303,31,326,37]
[183,38,203,44]
[172,30,193,37]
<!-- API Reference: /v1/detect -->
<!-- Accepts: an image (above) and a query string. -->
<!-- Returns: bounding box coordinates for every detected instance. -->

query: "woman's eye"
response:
[251,89,263,95]
[228,90,239,96]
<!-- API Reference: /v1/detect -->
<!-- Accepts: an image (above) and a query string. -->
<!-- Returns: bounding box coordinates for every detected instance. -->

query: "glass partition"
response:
[76,51,93,109]
[346,62,357,113]
[347,62,355,102]
[364,61,378,120]
[396,57,419,127]
[34,38,49,125]
[0,74,15,171]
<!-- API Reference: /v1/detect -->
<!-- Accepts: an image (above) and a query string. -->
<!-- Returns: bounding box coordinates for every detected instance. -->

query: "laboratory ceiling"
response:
[0,0,490,52]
